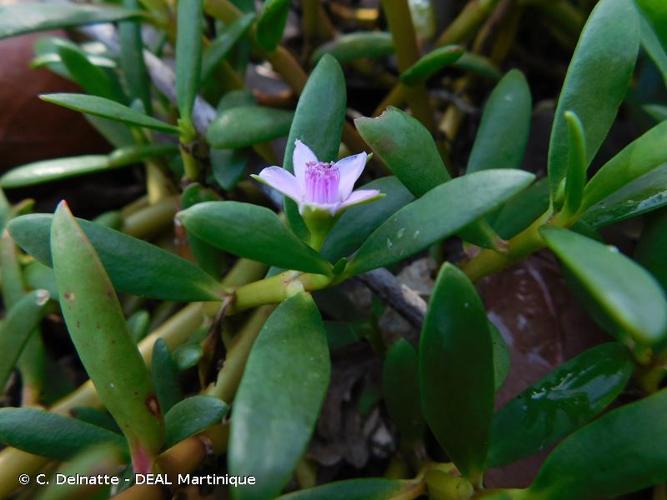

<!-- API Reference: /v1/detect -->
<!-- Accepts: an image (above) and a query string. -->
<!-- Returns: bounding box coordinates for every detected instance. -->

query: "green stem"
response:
[123,196,178,238]
[436,0,499,47]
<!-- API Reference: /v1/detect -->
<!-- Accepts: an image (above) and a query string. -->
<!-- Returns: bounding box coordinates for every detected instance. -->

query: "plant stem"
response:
[436,0,500,47]
[122,196,178,238]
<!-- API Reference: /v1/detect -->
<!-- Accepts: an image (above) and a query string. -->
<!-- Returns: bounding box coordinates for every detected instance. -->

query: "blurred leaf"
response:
[345,170,535,276]
[637,0,667,48]
[581,164,667,227]
[181,183,223,277]
[490,178,549,240]
[57,43,125,102]
[645,104,667,122]
[71,407,122,434]
[211,148,248,191]
[256,0,290,51]
[173,343,204,370]
[278,479,421,499]
[547,0,639,201]
[51,202,164,461]
[207,106,293,148]
[400,45,463,85]
[108,143,179,166]
[639,12,667,85]
[40,93,179,133]
[24,261,58,300]
[165,395,228,447]
[541,227,667,345]
[176,0,203,123]
[452,52,502,80]
[321,176,415,262]
[527,388,667,499]
[119,0,152,113]
[636,208,667,290]
[490,323,510,392]
[152,339,183,413]
[583,120,667,210]
[356,107,450,197]
[0,408,125,460]
[312,32,394,64]
[9,214,225,302]
[0,290,50,390]
[0,3,140,40]
[283,55,346,239]
[229,293,330,500]
[127,309,150,343]
[178,201,333,275]
[488,343,633,467]
[383,339,424,446]
[202,13,255,81]
[419,264,494,483]
[467,70,531,174]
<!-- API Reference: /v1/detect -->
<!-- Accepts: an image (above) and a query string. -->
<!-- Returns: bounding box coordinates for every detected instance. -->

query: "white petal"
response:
[293,139,318,191]
[252,167,301,202]
[335,152,368,200]
[339,189,383,211]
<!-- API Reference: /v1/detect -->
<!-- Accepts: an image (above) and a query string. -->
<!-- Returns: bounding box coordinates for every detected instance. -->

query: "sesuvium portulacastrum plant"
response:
[0,0,667,498]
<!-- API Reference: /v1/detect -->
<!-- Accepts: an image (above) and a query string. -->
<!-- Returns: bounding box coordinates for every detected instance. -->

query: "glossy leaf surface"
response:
[207,106,293,148]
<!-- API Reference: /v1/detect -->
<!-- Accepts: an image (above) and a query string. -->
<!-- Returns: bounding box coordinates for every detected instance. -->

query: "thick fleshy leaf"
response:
[40,93,179,133]
[639,12,667,85]
[206,106,293,148]
[490,323,510,392]
[283,55,346,239]
[202,12,255,80]
[0,3,140,39]
[51,203,164,461]
[256,0,290,52]
[583,120,667,210]
[321,176,414,262]
[345,170,535,276]
[400,45,464,85]
[528,388,667,499]
[547,0,639,200]
[355,107,450,197]
[541,227,667,345]
[0,290,50,390]
[178,201,332,275]
[176,0,203,123]
[312,32,394,64]
[278,479,422,499]
[0,408,125,460]
[490,178,550,240]
[467,70,531,173]
[419,264,494,482]
[383,340,424,446]
[561,111,587,215]
[9,213,224,302]
[636,208,667,290]
[211,148,248,191]
[119,0,152,113]
[181,183,223,278]
[488,342,633,467]
[581,164,667,227]
[229,293,330,499]
[71,407,122,434]
[164,395,228,448]
[151,339,183,414]
[637,0,667,48]
[452,52,502,80]
[57,43,125,102]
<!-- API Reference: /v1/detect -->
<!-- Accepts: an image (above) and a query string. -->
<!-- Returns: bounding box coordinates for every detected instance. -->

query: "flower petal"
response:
[335,152,368,199]
[293,139,318,191]
[252,167,301,202]
[339,189,383,210]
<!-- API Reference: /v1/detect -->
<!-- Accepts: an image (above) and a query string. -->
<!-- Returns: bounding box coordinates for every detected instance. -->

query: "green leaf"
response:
[179,201,332,275]
[0,408,125,460]
[206,106,293,148]
[452,52,502,80]
[229,293,330,500]
[211,148,248,191]
[24,261,58,301]
[176,0,203,123]
[346,170,535,276]
[399,45,464,85]
[0,290,50,390]
[488,342,633,467]
[639,12,667,86]
[490,323,510,392]
[119,0,152,113]
[321,176,415,262]
[383,340,424,446]
[283,55,346,239]
[57,44,125,102]
[71,407,122,434]
[9,213,224,302]
[355,107,450,197]
[528,388,667,499]
[51,202,163,461]
[256,0,290,52]
[561,111,587,216]
[202,12,255,81]
[164,395,228,448]
[278,479,420,500]
[583,120,667,210]
[107,143,179,167]
[490,177,550,240]
[540,227,667,345]
[547,0,639,200]
[127,309,150,343]
[636,208,667,290]
[644,104,667,122]
[467,70,531,174]
[181,183,223,278]
[173,343,204,370]
[419,264,494,483]
[312,32,395,65]
[151,339,183,414]
[0,3,140,40]
[581,164,667,228]
[637,0,667,49]
[40,93,179,133]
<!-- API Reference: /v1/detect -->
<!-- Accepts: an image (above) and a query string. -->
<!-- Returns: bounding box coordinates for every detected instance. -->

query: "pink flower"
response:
[252,140,382,216]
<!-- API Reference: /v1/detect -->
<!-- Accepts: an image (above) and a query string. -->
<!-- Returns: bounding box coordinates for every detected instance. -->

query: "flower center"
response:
[304,161,340,205]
